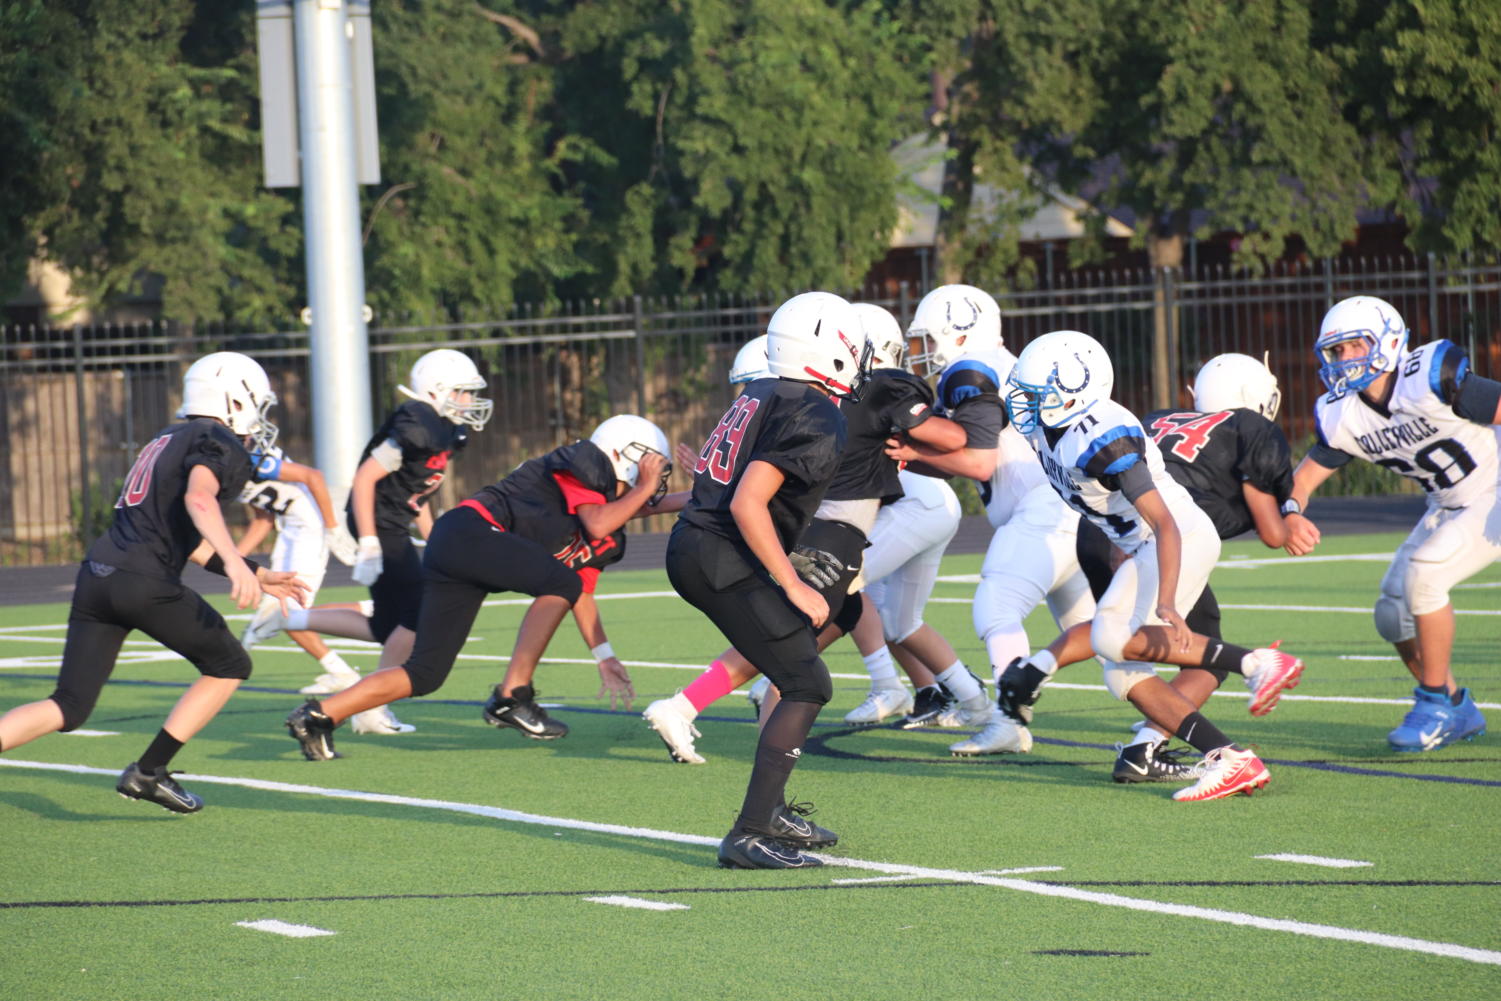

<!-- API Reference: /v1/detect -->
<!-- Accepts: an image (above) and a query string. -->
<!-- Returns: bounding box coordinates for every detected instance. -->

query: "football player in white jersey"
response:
[996,330,1305,801]
[1284,295,1500,751]
[887,285,1094,754]
[233,447,404,728]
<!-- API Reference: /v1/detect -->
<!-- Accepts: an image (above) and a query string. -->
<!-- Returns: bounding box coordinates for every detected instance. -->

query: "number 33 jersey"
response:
[1315,340,1499,509]
[1021,398,1200,556]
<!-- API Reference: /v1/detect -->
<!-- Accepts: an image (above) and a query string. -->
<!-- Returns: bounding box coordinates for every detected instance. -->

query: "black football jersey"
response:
[1143,407,1293,540]
[85,419,254,580]
[678,378,847,550]
[467,440,628,574]
[347,401,467,535]
[826,368,935,503]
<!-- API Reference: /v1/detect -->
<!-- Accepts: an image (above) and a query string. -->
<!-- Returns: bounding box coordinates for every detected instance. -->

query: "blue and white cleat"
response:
[1388,687,1487,752]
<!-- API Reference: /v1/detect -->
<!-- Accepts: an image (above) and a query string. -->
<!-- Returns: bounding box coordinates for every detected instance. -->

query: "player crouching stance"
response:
[0,353,308,811]
[1287,295,1498,751]
[667,292,861,868]
[997,331,1303,802]
[284,416,683,760]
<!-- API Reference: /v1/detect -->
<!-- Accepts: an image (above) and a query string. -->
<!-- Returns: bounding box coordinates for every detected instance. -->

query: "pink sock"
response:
[682,660,737,712]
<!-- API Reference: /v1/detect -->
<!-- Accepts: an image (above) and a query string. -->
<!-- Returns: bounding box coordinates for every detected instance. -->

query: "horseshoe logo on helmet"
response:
[1052,353,1091,394]
[946,298,981,332]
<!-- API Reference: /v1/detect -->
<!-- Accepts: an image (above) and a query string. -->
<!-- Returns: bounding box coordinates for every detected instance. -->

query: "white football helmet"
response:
[1315,295,1409,397]
[177,351,278,452]
[729,334,771,386]
[397,348,493,430]
[907,284,1003,377]
[1004,330,1114,434]
[854,303,905,370]
[591,414,671,501]
[766,291,870,399]
[1193,352,1281,419]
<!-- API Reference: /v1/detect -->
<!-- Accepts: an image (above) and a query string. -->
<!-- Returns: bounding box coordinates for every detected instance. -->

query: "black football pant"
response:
[401,508,584,697]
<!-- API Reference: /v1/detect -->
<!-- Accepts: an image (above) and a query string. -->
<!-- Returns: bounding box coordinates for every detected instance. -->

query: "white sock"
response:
[936,662,983,703]
[358,599,375,617]
[863,648,900,687]
[318,651,359,678]
[286,609,310,631]
[984,626,1030,686]
[1028,649,1060,676]
[1128,725,1168,748]
[668,692,698,721]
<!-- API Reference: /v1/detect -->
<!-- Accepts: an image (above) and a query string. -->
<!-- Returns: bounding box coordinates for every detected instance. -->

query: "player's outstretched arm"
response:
[571,593,634,710]
[904,414,968,453]
[276,460,339,529]
[578,451,672,539]
[185,465,261,610]
[884,437,998,480]
[1284,457,1337,556]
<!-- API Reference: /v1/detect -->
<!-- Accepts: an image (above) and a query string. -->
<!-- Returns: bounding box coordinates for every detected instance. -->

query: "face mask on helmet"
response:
[766,292,871,400]
[1315,296,1408,398]
[399,349,493,430]
[590,415,671,504]
[906,284,1002,378]
[1003,330,1113,435]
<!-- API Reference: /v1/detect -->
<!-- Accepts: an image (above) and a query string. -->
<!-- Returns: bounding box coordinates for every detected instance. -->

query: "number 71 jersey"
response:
[1315,340,1499,509]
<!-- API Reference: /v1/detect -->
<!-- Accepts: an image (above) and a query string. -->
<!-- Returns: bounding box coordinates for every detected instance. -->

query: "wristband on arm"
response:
[591,642,616,664]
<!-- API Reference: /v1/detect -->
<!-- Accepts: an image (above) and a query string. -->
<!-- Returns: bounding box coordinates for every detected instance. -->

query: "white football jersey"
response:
[935,347,1046,527]
[238,446,324,540]
[1021,398,1199,554]
[1315,340,1500,509]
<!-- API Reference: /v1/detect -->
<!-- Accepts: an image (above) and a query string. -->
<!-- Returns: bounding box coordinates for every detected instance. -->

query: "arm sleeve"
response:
[1454,372,1501,425]
[877,376,937,434]
[1113,459,1156,504]
[1427,340,1469,406]
[947,396,1005,448]
[252,451,284,482]
[1306,442,1353,470]
[186,427,249,499]
[370,438,404,472]
[1080,427,1148,481]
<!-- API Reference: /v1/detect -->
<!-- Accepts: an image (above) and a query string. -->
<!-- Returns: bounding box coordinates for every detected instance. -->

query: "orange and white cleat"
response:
[1172,746,1269,802]
[1245,644,1303,717]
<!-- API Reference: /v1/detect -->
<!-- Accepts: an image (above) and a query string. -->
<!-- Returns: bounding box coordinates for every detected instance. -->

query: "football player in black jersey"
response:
[666,291,864,869]
[642,305,973,764]
[251,349,490,734]
[1075,352,1302,782]
[0,353,308,811]
[284,416,685,759]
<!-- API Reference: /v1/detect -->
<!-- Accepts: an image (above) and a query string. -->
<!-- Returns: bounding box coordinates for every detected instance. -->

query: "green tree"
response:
[550,0,926,296]
[2,1,302,322]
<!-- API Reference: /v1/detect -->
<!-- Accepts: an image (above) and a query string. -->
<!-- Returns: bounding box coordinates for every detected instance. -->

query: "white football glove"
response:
[325,524,359,566]
[351,535,384,586]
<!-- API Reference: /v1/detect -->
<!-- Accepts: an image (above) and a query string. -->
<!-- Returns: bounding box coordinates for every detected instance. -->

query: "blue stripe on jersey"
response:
[1076,424,1142,473]
[1427,339,1469,405]
[253,452,284,481]
[1100,450,1140,476]
[938,359,1000,409]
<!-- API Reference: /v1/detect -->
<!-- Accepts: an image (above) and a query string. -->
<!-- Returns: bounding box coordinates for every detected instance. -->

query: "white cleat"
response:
[949,713,1033,756]
[642,699,706,764]
[240,605,288,651]
[935,694,994,730]
[843,686,914,726]
[350,705,416,735]
[747,675,772,712]
[299,672,361,696]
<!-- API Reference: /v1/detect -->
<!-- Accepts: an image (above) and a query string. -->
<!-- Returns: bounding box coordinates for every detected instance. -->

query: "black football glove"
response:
[996,656,1049,725]
[788,546,843,590]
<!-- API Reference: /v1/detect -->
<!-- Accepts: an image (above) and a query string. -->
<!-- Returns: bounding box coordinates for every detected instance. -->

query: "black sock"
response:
[1175,712,1233,755]
[735,700,821,835]
[137,729,184,773]
[1200,641,1254,675]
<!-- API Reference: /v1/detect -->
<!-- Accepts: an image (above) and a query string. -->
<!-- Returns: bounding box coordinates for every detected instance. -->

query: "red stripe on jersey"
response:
[553,471,607,513]
[577,566,601,593]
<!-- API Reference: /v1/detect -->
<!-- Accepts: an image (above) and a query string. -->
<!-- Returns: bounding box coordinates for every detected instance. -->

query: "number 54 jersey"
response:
[1315,340,1500,508]
[1021,398,1202,556]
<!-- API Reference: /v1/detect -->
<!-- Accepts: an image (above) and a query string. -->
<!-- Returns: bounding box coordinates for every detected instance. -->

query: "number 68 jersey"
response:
[1315,340,1500,509]
[1021,398,1202,556]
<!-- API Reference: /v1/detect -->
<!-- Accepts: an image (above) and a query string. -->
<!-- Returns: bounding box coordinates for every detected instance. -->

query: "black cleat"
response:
[483,684,569,740]
[997,657,1048,725]
[899,685,953,729]
[717,828,824,869]
[769,799,838,848]
[1112,741,1203,784]
[116,762,203,813]
[286,700,340,761]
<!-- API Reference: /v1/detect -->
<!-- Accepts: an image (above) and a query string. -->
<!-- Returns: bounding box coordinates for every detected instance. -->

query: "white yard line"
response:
[1255,854,1373,869]
[234,919,336,938]
[584,896,689,911]
[3,758,1498,967]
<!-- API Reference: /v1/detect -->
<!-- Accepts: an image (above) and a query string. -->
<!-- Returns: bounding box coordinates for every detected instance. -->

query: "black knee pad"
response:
[50,691,100,733]
[402,663,449,698]
[201,646,253,681]
[774,660,833,706]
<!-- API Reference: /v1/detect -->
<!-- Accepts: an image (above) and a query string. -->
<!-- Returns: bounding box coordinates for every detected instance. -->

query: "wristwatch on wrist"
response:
[1281,498,1303,516]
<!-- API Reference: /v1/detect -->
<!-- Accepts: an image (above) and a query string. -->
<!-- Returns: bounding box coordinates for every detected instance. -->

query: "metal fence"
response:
[4,254,1499,566]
